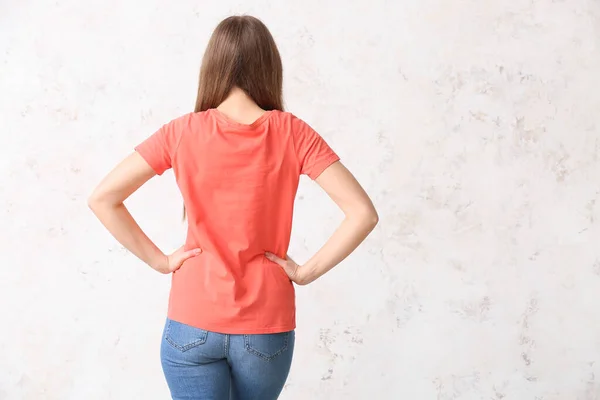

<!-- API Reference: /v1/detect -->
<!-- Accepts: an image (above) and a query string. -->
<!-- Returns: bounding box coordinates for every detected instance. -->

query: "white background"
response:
[2,0,600,398]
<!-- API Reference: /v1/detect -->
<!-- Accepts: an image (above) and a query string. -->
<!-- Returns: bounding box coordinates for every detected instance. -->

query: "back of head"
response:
[195,15,284,112]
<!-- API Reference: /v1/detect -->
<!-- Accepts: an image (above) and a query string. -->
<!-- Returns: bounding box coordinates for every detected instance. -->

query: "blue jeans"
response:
[160,319,295,400]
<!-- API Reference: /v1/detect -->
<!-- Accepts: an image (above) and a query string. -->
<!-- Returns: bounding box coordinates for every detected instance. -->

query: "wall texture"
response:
[2,0,600,399]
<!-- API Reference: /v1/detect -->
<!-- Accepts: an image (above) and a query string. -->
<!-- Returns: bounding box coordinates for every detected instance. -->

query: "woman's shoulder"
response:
[161,111,202,125]
[268,110,311,128]
[168,110,215,129]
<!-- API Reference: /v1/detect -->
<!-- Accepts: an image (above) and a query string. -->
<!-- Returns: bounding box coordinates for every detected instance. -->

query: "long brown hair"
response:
[194,15,284,112]
[184,16,283,219]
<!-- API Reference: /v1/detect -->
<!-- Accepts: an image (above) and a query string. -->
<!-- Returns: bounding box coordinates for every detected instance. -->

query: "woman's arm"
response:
[266,161,378,285]
[88,152,201,274]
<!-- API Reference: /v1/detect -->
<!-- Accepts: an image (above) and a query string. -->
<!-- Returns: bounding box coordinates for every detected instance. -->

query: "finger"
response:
[281,260,298,278]
[170,249,201,272]
[186,248,202,257]
[180,248,202,262]
[285,254,298,266]
[170,264,182,273]
[266,253,299,281]
[265,252,286,267]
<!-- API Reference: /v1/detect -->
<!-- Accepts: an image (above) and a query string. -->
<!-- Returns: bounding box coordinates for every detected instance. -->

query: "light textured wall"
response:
[2,0,600,399]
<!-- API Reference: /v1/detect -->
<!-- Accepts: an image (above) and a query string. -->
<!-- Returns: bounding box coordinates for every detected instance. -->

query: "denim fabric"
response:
[160,319,295,400]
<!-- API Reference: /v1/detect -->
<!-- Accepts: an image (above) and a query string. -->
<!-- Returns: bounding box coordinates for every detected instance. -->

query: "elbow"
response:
[87,193,101,213]
[87,182,126,215]
[367,209,379,230]
[87,190,111,213]
[351,206,378,231]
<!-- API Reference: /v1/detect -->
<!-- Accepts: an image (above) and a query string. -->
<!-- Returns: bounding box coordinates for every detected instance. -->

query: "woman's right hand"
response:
[155,246,202,274]
[265,252,309,285]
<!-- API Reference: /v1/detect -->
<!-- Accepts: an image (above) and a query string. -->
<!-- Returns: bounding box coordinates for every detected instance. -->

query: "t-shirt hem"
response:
[167,316,296,334]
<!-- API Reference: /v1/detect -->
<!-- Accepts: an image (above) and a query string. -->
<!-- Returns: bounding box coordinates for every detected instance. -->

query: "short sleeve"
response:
[134,115,187,175]
[292,116,340,180]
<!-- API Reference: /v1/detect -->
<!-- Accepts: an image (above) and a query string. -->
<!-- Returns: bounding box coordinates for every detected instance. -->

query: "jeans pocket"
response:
[164,319,208,352]
[244,331,291,361]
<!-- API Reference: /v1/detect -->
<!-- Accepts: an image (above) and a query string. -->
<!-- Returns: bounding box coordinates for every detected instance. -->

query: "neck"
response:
[218,87,263,114]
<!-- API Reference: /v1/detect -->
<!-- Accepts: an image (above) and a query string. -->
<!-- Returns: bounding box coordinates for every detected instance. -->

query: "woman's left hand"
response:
[265,252,309,285]
[155,246,202,274]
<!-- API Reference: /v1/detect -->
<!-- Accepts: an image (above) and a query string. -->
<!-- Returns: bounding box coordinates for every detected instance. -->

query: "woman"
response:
[88,15,378,400]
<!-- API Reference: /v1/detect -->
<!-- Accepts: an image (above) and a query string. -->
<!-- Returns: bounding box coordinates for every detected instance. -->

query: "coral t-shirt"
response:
[135,109,339,334]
